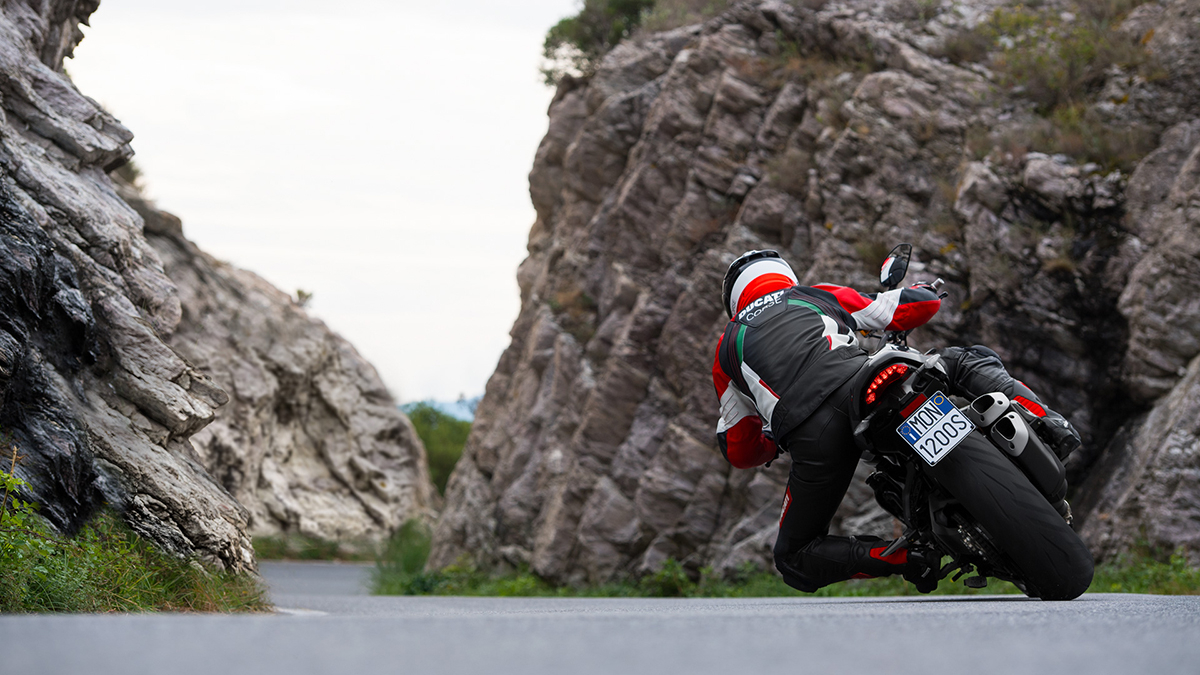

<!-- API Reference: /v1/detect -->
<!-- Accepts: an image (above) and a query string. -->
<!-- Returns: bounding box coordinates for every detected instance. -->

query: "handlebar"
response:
[862,278,949,348]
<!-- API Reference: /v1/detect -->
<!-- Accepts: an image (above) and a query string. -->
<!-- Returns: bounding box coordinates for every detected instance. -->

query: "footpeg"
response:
[879,530,910,559]
[1053,499,1073,525]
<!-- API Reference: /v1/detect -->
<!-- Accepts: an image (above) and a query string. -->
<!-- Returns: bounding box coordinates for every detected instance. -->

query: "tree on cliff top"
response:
[541,0,655,85]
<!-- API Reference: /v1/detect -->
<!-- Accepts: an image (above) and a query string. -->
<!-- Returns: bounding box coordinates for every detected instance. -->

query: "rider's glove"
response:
[911,281,948,300]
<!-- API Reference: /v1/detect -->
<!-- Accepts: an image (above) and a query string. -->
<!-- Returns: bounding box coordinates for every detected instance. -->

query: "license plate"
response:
[896,392,975,466]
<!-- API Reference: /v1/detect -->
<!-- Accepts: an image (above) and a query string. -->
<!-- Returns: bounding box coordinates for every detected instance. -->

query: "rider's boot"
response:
[779,535,938,593]
[902,546,939,593]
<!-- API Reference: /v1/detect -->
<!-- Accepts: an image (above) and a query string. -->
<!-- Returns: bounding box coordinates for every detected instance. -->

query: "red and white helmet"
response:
[722,250,798,318]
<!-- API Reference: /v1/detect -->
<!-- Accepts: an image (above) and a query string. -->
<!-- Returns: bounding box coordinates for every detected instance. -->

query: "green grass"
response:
[989,2,1155,113]
[0,445,268,613]
[1091,551,1200,595]
[374,518,1200,598]
[377,556,1020,599]
[401,402,470,495]
[939,1,1160,171]
[1016,103,1157,172]
[370,520,1010,598]
[641,0,732,32]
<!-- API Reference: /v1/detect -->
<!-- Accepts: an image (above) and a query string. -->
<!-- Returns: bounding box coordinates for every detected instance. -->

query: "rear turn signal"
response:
[865,364,909,405]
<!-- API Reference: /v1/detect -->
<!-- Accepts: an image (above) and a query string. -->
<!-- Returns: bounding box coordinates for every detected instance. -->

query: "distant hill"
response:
[401,397,481,422]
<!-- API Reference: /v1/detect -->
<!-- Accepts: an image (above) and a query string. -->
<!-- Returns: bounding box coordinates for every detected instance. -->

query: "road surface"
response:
[1,561,1197,675]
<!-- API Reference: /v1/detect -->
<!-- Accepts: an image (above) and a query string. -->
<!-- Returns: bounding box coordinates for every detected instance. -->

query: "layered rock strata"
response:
[1076,119,1200,559]
[430,0,1200,582]
[128,190,435,544]
[0,0,434,569]
[0,0,252,569]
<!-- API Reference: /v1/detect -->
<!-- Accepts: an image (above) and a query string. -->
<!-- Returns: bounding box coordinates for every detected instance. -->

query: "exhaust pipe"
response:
[989,411,1029,457]
[964,392,1010,428]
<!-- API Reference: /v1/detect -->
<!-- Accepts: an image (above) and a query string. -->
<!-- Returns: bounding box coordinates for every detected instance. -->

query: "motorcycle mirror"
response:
[879,243,912,290]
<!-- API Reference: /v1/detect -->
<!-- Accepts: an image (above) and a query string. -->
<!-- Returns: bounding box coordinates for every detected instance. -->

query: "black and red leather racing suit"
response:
[712,282,1077,592]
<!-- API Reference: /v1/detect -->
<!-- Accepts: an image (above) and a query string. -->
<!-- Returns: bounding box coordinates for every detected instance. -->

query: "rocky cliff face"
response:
[127,190,435,545]
[430,0,1200,581]
[1075,118,1200,559]
[0,0,434,570]
[0,0,254,570]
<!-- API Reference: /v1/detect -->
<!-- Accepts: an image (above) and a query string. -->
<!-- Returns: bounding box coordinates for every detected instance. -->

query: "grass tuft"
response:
[937,27,994,65]
[547,285,599,345]
[854,236,893,278]
[766,148,813,195]
[1092,549,1200,595]
[641,0,732,32]
[940,1,1156,110]
[886,0,943,24]
[991,13,1143,114]
[374,519,435,595]
[945,2,1161,171]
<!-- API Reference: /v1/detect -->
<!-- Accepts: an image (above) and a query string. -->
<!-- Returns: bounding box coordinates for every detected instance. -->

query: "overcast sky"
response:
[69,0,579,403]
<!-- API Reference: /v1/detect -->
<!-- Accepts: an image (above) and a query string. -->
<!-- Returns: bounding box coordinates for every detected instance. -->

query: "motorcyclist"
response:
[712,249,1081,593]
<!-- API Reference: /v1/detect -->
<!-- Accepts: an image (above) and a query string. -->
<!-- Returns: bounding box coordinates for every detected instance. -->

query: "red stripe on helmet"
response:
[736,273,796,314]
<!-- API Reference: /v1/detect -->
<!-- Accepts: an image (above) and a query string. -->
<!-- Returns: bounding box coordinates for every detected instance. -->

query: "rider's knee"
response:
[965,345,1001,360]
[772,535,798,571]
[938,344,1009,393]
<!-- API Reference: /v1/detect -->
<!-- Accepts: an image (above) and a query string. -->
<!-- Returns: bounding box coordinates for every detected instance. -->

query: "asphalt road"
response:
[2,561,1198,675]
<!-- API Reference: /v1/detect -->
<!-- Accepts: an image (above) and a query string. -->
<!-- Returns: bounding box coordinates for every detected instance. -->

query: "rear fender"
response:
[849,347,935,422]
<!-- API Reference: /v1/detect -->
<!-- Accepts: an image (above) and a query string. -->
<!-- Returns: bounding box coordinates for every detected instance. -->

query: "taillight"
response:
[865,364,909,405]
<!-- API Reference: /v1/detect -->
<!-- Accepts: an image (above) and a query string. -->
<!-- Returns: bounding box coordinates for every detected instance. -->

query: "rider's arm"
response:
[713,335,778,469]
[813,283,940,332]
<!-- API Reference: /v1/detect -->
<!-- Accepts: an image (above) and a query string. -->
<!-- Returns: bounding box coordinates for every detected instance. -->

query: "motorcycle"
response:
[849,244,1094,600]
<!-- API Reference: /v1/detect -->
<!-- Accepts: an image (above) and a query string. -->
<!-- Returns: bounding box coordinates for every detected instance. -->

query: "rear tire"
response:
[926,432,1094,600]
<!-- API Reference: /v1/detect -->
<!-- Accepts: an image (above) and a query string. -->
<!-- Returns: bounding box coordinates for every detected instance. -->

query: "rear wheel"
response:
[925,432,1093,600]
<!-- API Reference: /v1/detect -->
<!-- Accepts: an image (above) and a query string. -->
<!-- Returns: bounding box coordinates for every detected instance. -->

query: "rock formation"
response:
[127,188,435,545]
[1075,118,1200,559]
[0,0,256,570]
[0,0,434,570]
[430,0,1200,582]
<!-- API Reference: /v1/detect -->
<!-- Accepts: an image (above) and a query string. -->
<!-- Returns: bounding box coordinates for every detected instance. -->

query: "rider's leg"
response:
[772,380,936,592]
[936,345,1081,459]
